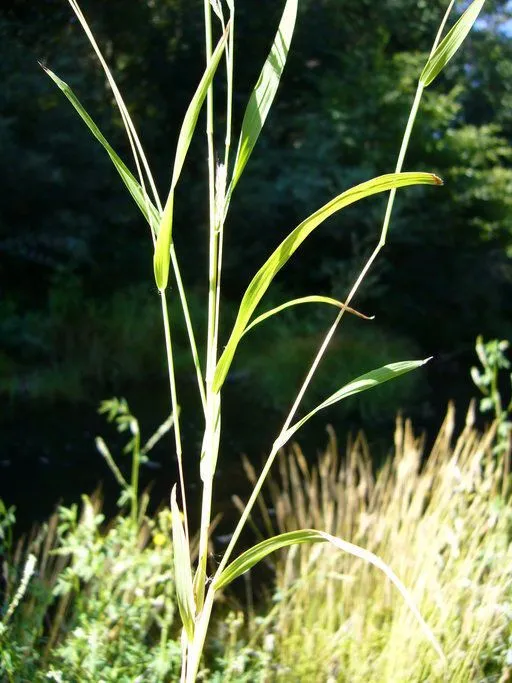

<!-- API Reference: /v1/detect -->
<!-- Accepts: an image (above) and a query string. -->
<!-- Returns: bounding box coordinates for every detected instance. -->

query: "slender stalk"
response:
[215,2,235,332]
[130,422,141,526]
[185,588,215,683]
[223,3,235,174]
[67,0,162,223]
[160,291,188,542]
[170,245,207,414]
[194,0,221,617]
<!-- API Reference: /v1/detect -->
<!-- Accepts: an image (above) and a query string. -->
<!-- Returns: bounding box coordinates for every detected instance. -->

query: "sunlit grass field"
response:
[2,404,511,681]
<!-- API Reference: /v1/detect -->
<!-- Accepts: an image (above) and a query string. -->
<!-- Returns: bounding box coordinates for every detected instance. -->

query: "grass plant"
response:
[36,0,487,678]
[238,404,512,681]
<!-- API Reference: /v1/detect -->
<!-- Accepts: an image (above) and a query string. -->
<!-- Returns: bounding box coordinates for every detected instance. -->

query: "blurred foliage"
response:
[471,335,512,457]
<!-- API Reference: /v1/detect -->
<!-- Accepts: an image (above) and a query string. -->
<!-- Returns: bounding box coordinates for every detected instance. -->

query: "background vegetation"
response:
[2,405,512,681]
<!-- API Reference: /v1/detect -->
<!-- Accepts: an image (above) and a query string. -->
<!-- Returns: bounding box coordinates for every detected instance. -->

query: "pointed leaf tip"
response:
[278,359,430,450]
[420,0,485,87]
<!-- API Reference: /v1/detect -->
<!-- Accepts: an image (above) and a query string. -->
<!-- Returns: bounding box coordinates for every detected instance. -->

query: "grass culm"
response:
[21,0,491,679]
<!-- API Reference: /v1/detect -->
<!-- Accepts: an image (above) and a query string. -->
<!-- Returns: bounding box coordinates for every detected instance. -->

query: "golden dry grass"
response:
[244,404,512,682]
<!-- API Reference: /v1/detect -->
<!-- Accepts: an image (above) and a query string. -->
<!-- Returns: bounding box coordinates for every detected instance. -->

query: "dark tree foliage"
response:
[1,0,511,416]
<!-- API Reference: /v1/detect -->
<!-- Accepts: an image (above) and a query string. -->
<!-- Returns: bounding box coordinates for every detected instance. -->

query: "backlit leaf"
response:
[420,0,485,87]
[277,359,431,448]
[42,66,160,230]
[229,0,298,193]
[154,24,230,291]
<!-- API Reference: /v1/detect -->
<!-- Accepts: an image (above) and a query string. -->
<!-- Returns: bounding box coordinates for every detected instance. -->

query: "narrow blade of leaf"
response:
[279,359,431,448]
[213,528,444,661]
[230,0,298,193]
[170,486,195,641]
[172,25,230,191]
[42,65,160,229]
[213,172,441,392]
[154,24,230,292]
[242,296,373,337]
[420,0,485,87]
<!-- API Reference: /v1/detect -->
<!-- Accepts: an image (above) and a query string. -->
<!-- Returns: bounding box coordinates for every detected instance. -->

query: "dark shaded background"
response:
[1,0,512,530]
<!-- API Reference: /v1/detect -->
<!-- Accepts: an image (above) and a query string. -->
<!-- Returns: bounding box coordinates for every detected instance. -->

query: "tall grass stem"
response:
[161,292,188,541]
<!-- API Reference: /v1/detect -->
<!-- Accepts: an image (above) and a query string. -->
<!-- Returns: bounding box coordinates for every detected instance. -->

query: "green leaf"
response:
[154,24,230,292]
[242,296,373,337]
[213,172,442,392]
[279,359,430,448]
[213,528,444,660]
[229,0,298,193]
[420,0,485,87]
[42,65,160,230]
[170,486,195,641]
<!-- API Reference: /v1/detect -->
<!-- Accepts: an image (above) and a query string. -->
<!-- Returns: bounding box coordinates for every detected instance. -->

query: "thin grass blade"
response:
[279,359,431,447]
[170,486,195,641]
[42,66,160,229]
[242,296,373,336]
[213,528,444,661]
[154,24,230,292]
[420,0,485,87]
[213,172,441,392]
[229,0,298,193]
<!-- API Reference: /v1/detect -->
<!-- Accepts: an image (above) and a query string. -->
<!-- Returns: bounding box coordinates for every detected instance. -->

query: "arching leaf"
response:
[213,528,444,660]
[242,296,373,337]
[213,172,442,392]
[277,359,431,449]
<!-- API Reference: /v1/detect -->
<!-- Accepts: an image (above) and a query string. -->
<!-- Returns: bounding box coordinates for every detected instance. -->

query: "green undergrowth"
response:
[2,403,512,681]
[0,495,180,682]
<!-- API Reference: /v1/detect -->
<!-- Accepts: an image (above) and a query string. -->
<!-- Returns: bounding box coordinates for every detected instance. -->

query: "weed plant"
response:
[471,336,512,466]
[30,0,488,678]
[0,401,180,682]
